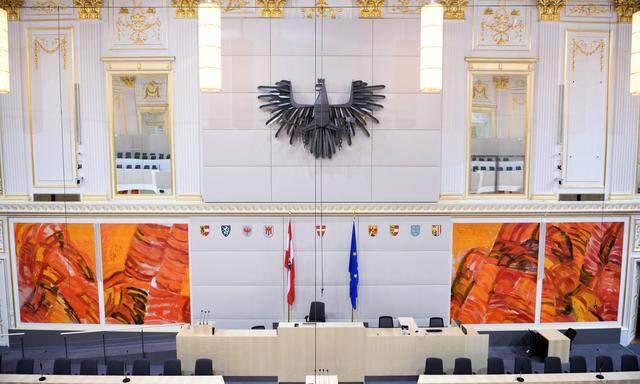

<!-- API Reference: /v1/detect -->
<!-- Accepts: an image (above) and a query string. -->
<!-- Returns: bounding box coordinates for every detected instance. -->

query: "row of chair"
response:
[250,316,445,330]
[6,358,191,376]
[424,355,640,375]
[116,152,170,160]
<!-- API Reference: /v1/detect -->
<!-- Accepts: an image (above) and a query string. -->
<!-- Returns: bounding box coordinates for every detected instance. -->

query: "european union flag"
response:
[349,221,359,310]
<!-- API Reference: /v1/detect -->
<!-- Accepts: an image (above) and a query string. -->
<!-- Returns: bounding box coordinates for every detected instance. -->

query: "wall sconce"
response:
[420,2,443,93]
[0,9,9,94]
[631,11,640,95]
[198,0,222,93]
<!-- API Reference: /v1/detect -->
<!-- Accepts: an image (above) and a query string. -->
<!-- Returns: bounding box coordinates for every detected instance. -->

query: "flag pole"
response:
[287,210,292,322]
[352,210,356,323]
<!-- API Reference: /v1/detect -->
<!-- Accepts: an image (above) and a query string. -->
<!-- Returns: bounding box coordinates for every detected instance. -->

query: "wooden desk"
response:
[536,329,570,363]
[0,375,225,384]
[305,375,338,384]
[176,319,489,381]
[418,372,640,383]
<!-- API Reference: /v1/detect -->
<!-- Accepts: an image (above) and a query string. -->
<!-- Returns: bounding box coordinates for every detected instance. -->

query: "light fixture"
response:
[0,8,9,94]
[420,2,443,93]
[631,11,640,95]
[198,0,222,93]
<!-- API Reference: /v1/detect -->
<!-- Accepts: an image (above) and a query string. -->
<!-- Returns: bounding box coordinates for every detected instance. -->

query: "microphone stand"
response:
[516,367,524,383]
[122,349,130,383]
[595,362,604,380]
[38,349,47,382]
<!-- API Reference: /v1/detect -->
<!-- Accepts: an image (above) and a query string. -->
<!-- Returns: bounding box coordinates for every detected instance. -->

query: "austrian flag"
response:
[284,219,295,305]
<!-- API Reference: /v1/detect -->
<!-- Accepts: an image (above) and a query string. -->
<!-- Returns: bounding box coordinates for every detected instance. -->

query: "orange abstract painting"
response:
[541,222,623,323]
[451,223,539,324]
[14,223,99,324]
[101,223,190,324]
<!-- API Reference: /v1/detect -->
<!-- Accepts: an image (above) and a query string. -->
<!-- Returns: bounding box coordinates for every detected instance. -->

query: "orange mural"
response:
[451,223,539,324]
[541,222,624,323]
[101,223,190,324]
[14,223,99,324]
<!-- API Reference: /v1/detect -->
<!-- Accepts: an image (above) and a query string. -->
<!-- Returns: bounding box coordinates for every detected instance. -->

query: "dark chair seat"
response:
[251,325,266,330]
[80,359,98,375]
[544,356,562,373]
[378,316,394,328]
[305,301,326,322]
[564,328,577,351]
[514,357,532,374]
[487,357,504,374]
[195,358,213,376]
[132,359,150,376]
[621,354,639,372]
[163,359,182,376]
[453,357,472,374]
[106,360,125,376]
[15,358,34,374]
[569,356,587,373]
[596,355,614,373]
[53,358,71,375]
[429,317,445,328]
[424,357,444,375]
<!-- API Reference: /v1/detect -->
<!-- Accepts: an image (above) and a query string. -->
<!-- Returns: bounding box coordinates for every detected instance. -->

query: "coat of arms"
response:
[264,225,274,238]
[410,224,421,237]
[368,225,378,237]
[200,224,210,237]
[389,224,399,237]
[221,225,231,237]
[242,225,253,237]
[431,224,442,237]
[316,224,327,237]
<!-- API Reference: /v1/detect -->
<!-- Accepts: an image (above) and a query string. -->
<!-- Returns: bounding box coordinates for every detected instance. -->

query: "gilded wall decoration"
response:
[109,0,168,50]
[390,0,422,14]
[134,75,167,104]
[562,0,612,21]
[222,0,250,12]
[440,0,467,19]
[493,75,509,90]
[301,0,342,18]
[474,1,530,51]
[257,0,286,17]
[356,0,384,18]
[567,3,608,16]
[472,80,489,101]
[74,0,103,19]
[144,80,161,99]
[570,38,605,72]
[614,0,638,22]
[21,0,76,19]
[0,0,24,20]
[172,0,197,17]
[33,36,68,70]
[538,0,565,21]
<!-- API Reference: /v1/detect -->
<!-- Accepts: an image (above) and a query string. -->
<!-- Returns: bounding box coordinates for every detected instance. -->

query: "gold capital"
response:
[356,0,384,18]
[257,0,286,17]
[172,0,198,18]
[74,0,103,19]
[614,0,639,22]
[439,0,467,19]
[537,0,565,21]
[0,0,23,20]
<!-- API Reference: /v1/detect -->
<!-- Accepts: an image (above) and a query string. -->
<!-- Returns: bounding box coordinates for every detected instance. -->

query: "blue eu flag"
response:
[349,221,359,310]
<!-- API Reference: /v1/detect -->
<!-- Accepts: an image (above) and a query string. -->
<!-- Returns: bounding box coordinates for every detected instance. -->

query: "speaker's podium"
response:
[176,319,489,381]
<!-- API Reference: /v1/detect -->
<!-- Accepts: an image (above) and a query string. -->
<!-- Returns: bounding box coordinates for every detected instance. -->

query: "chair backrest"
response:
[308,301,325,322]
[251,325,266,330]
[80,359,98,375]
[621,354,639,372]
[564,328,577,342]
[487,357,504,374]
[569,356,587,373]
[132,359,150,376]
[195,358,213,376]
[596,355,614,373]
[163,359,182,376]
[15,358,34,374]
[53,358,71,375]
[378,316,394,328]
[424,357,444,375]
[514,357,532,374]
[429,317,445,328]
[453,357,472,375]
[106,360,125,376]
[544,357,562,374]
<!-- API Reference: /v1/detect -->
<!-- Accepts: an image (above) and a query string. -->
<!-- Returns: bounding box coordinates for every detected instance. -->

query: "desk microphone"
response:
[595,361,604,380]
[123,349,130,383]
[199,310,204,325]
[38,349,47,381]
[515,367,524,383]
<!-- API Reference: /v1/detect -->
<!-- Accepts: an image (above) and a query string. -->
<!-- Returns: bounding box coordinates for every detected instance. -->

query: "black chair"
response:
[569,356,587,373]
[53,358,71,375]
[514,357,532,374]
[429,317,445,328]
[596,355,614,373]
[132,359,150,376]
[544,356,562,373]
[378,316,394,328]
[487,357,505,374]
[564,328,577,350]
[251,325,266,330]
[15,358,34,374]
[621,354,639,372]
[424,357,444,375]
[106,360,125,376]
[80,359,98,375]
[195,358,213,376]
[305,301,326,322]
[125,152,132,159]
[163,359,182,376]
[453,357,473,374]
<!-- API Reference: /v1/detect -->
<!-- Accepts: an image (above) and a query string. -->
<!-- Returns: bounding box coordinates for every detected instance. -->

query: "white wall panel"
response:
[202,130,271,166]
[359,251,450,285]
[372,19,420,56]
[372,167,440,202]
[221,18,270,56]
[320,19,373,56]
[271,166,318,202]
[222,55,270,92]
[201,93,267,130]
[190,251,283,285]
[202,167,271,202]
[372,131,441,166]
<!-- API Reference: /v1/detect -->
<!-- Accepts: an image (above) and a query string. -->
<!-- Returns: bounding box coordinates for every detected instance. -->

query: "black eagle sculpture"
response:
[258,79,385,159]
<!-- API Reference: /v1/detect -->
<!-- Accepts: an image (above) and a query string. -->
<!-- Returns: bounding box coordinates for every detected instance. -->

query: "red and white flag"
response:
[284,219,295,305]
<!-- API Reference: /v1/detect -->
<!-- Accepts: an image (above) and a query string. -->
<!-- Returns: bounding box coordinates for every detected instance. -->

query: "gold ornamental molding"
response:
[0,0,23,20]
[172,0,198,18]
[74,0,103,19]
[301,0,342,18]
[537,0,565,21]
[439,0,467,20]
[257,0,286,17]
[356,0,385,18]
[614,0,639,22]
